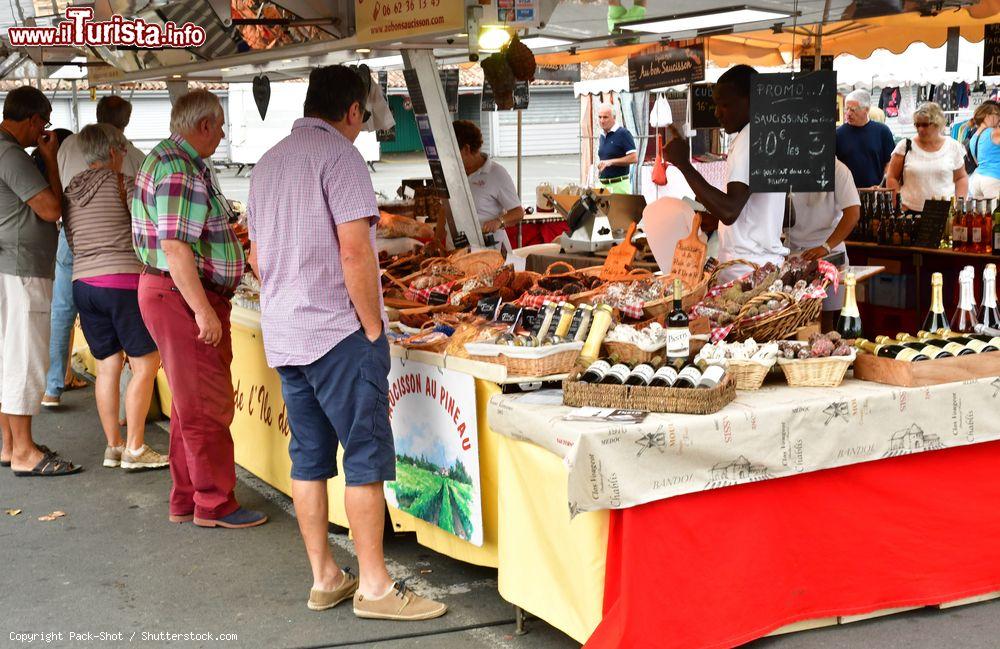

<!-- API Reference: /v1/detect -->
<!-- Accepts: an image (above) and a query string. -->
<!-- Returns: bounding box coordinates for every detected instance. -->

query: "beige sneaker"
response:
[308,568,359,611]
[103,445,125,468]
[121,445,169,471]
[353,582,448,621]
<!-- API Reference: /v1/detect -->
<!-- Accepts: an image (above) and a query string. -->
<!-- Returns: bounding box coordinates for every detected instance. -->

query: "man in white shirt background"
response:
[664,64,788,283]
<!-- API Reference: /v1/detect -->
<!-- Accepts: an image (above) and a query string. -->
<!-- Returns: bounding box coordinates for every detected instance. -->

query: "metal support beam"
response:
[402,50,483,248]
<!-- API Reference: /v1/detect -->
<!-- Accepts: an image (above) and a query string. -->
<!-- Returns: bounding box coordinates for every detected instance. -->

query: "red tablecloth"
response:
[505,220,569,248]
[586,440,1000,649]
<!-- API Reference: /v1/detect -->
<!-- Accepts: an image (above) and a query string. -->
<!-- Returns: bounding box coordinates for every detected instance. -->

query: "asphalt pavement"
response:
[4,379,1000,648]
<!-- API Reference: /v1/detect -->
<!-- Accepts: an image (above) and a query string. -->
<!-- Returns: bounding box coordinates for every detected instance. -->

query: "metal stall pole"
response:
[517,109,523,247]
[403,50,484,248]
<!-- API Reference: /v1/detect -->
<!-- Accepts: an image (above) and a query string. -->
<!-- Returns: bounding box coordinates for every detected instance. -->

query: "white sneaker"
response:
[121,445,169,471]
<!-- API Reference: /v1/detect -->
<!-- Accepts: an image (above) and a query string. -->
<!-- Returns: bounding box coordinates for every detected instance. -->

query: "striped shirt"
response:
[63,168,141,281]
[131,134,245,291]
[247,117,384,368]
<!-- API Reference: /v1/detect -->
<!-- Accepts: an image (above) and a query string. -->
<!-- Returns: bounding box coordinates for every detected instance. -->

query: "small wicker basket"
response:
[723,359,774,391]
[777,352,855,387]
[602,340,665,365]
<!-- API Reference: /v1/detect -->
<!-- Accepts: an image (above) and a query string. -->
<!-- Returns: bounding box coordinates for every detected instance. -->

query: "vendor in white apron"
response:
[788,158,861,329]
[454,120,524,253]
[663,65,788,283]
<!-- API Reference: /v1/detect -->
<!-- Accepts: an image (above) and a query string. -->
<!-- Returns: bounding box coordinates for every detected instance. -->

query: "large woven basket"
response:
[563,373,735,414]
[729,291,803,342]
[708,259,760,288]
[777,353,855,387]
[450,249,505,276]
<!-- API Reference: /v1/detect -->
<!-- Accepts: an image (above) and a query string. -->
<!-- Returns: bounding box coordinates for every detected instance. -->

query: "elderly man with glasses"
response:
[0,86,82,476]
[836,89,897,189]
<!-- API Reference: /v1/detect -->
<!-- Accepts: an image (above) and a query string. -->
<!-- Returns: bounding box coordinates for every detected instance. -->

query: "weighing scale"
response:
[544,191,647,254]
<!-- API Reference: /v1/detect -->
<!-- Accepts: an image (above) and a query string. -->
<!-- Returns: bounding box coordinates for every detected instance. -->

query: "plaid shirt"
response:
[132,134,245,291]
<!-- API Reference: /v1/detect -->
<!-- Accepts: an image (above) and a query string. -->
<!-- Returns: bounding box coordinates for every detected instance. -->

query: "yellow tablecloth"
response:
[75,311,607,640]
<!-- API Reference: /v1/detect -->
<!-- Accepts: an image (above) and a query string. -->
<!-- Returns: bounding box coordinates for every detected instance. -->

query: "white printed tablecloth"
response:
[487,376,1000,515]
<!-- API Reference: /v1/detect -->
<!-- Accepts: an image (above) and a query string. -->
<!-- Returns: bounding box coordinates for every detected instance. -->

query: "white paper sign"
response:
[384,358,483,546]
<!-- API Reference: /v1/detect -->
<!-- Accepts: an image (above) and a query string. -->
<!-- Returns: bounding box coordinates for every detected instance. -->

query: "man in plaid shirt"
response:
[132,89,267,530]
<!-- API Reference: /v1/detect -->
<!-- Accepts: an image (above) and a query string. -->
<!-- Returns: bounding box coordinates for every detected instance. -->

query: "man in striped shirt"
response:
[132,89,267,530]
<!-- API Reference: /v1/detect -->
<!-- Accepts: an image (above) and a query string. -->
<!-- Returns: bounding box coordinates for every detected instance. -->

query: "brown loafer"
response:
[307,569,359,611]
[353,581,447,621]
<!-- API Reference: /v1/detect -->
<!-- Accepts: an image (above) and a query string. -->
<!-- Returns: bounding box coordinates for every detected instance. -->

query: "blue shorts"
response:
[72,281,158,361]
[276,329,396,485]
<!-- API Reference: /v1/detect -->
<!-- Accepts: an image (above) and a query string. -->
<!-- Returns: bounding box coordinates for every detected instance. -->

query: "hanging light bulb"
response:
[478,25,512,52]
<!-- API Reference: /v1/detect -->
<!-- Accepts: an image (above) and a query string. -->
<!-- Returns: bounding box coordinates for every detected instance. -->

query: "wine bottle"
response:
[898,332,972,356]
[697,366,726,389]
[648,364,678,388]
[876,335,951,359]
[953,198,968,252]
[666,278,690,367]
[930,331,1000,354]
[950,267,979,333]
[600,363,631,385]
[992,196,1000,254]
[580,359,611,383]
[974,323,1000,345]
[854,339,930,361]
[673,363,702,388]
[624,363,655,386]
[922,272,950,333]
[835,272,863,339]
[982,264,1000,330]
[870,193,882,242]
[971,200,985,253]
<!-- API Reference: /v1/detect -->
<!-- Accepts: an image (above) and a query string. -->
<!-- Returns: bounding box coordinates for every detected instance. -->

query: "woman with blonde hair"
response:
[968,101,1000,199]
[886,102,968,211]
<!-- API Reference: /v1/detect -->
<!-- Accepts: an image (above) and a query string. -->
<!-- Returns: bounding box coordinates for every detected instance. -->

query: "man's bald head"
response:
[597,103,616,133]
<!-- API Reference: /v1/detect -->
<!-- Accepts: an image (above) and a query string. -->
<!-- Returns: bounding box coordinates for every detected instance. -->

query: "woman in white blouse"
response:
[886,102,968,211]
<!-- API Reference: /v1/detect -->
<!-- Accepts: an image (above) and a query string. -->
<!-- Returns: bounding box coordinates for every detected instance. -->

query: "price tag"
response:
[497,304,523,328]
[566,307,588,340]
[427,291,450,306]
[521,307,540,331]
[476,296,502,320]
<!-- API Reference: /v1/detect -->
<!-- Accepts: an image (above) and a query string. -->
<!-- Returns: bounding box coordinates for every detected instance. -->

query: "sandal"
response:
[64,375,89,391]
[13,453,83,477]
[2,444,54,468]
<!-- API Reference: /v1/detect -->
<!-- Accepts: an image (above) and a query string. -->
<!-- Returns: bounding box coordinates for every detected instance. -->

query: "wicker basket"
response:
[708,259,760,287]
[724,359,774,391]
[792,281,830,329]
[642,272,711,317]
[777,352,855,387]
[563,373,736,414]
[465,342,582,377]
[729,291,803,342]
[450,249,504,276]
[602,340,664,365]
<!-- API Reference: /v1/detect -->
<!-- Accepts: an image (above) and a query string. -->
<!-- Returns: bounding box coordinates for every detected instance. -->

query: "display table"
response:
[488,376,1000,647]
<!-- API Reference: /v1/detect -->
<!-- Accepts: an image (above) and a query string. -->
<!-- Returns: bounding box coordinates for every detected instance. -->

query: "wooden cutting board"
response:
[669,213,706,287]
[600,222,638,280]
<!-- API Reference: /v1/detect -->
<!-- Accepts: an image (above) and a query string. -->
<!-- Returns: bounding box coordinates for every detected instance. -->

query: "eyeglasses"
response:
[844,106,865,113]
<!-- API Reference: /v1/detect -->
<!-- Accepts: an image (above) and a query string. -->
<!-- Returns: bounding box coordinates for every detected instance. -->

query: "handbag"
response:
[651,131,668,186]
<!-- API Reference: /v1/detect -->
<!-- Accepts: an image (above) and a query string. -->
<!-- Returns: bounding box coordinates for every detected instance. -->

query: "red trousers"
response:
[138,273,239,520]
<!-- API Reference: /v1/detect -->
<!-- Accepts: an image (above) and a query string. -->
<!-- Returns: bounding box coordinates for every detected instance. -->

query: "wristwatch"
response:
[821,242,832,254]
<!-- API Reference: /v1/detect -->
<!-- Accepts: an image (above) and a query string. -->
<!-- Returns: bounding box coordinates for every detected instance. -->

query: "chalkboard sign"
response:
[514,80,530,110]
[497,304,523,328]
[799,55,833,71]
[402,69,427,114]
[521,308,539,332]
[481,81,496,112]
[749,71,837,193]
[428,290,450,306]
[690,83,719,130]
[627,44,705,92]
[439,69,459,113]
[476,296,502,320]
[912,199,950,249]
[985,24,1000,77]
